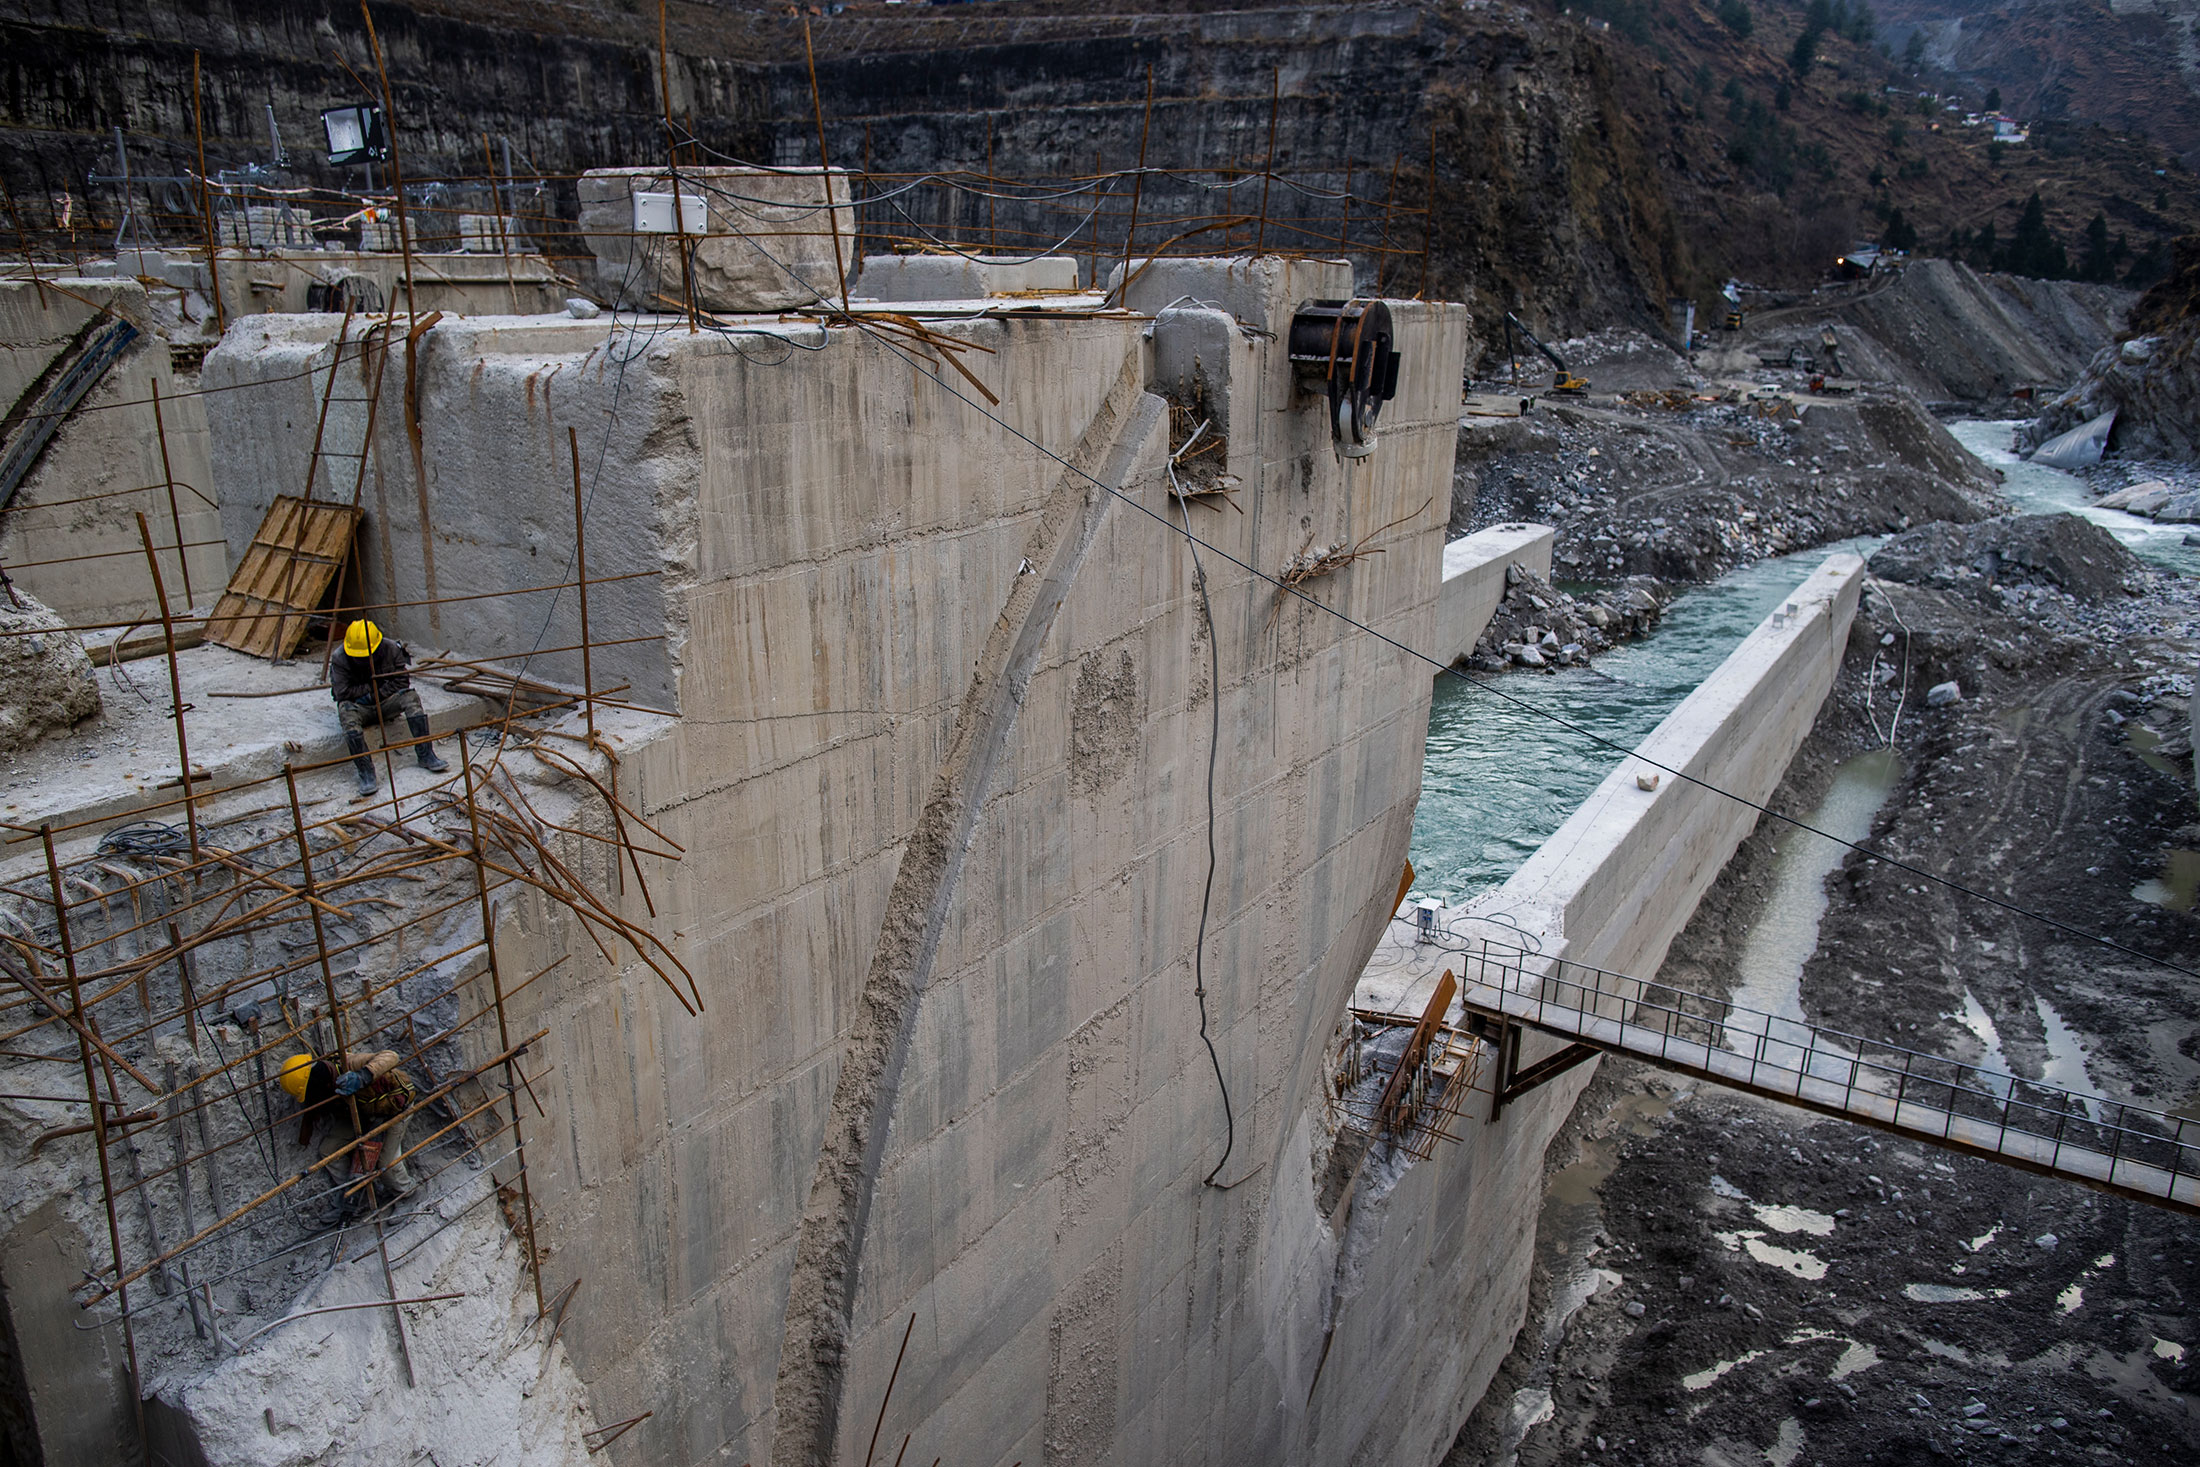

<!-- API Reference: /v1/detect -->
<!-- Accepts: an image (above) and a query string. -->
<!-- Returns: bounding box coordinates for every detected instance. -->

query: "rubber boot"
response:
[408,713,450,773]
[345,730,377,794]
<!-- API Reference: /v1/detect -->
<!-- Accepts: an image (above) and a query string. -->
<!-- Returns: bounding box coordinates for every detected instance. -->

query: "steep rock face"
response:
[0,0,771,242]
[0,3,1687,341]
[2030,323,2200,456]
[1710,258,2134,404]
[2029,234,2200,456]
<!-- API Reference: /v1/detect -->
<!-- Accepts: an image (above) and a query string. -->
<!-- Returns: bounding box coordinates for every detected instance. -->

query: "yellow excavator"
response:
[1503,312,1590,396]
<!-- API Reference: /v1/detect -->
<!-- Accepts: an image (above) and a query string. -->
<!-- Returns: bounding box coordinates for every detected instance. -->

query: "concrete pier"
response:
[1435,522,1554,666]
[188,258,1475,1466]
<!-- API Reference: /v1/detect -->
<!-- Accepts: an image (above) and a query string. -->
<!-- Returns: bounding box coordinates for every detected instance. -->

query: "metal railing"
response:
[1420,929,2200,1214]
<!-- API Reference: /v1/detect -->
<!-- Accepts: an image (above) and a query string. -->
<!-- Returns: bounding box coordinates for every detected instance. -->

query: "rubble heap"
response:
[1463,563,1668,672]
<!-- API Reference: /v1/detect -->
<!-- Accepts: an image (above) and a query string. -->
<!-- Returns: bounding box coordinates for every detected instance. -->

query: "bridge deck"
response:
[1434,936,2200,1216]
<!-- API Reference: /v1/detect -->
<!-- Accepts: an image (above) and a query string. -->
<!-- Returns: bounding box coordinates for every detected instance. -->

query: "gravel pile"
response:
[1464,564,1668,672]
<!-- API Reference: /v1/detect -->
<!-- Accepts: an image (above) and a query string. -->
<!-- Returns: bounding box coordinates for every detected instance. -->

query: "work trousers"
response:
[336,687,426,735]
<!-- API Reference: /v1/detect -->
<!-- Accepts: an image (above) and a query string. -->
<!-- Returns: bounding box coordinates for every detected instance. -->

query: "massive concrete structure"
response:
[0,226,1871,1464]
[186,256,1474,1464]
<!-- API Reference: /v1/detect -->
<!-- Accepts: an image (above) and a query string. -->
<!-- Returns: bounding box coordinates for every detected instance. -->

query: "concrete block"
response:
[578,166,854,312]
[853,253,1082,301]
[0,1201,138,1464]
[1151,306,1239,441]
[1434,522,1554,666]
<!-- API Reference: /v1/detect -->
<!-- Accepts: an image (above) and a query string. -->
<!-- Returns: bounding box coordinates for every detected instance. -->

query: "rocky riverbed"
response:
[1445,513,2200,1465]
[1463,564,1670,673]
[1455,371,1999,587]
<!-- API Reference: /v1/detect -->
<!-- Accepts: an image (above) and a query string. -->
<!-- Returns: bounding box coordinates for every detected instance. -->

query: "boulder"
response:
[1926,681,1962,707]
[0,592,99,752]
[2097,479,2169,513]
[578,166,854,313]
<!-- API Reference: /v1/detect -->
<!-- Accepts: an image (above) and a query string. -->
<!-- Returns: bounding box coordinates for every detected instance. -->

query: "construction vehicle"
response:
[1501,312,1589,396]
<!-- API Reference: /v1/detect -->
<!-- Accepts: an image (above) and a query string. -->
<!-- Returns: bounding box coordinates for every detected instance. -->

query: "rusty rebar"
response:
[358,2,417,323]
[803,16,851,313]
[1375,154,1400,294]
[864,1311,917,1467]
[1116,68,1155,306]
[149,381,194,607]
[566,426,597,749]
[42,827,149,1462]
[459,735,547,1319]
[191,51,225,335]
[133,512,200,860]
[1256,68,1279,255]
[657,0,699,334]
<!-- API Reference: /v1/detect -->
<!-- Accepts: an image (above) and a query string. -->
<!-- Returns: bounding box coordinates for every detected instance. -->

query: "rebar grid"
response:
[1330,1009,1490,1161]
[0,549,692,1411]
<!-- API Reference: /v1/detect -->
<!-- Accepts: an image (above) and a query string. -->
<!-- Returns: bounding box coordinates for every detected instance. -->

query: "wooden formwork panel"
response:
[203,495,361,660]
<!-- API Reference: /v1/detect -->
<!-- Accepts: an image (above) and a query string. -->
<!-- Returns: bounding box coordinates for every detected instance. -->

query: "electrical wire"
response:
[1171,449,1235,1188]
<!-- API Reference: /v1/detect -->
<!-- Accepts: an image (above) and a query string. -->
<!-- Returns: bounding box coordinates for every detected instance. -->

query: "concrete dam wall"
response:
[189,258,1477,1464]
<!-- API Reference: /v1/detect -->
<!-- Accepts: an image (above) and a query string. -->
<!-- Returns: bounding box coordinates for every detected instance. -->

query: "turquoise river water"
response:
[1410,420,2195,907]
[1408,537,1879,903]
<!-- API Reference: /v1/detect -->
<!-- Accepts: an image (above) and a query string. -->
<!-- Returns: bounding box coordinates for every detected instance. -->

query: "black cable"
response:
[1176,487,1235,1187]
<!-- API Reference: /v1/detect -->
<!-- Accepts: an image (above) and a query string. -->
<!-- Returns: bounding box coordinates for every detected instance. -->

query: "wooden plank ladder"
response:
[202,496,363,660]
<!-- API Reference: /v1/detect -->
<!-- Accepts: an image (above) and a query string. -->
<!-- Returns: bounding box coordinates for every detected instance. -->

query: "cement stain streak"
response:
[769,351,1160,1466]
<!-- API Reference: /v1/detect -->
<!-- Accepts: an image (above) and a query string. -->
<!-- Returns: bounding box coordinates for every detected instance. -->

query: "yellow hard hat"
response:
[343,620,383,658]
[279,1053,315,1102]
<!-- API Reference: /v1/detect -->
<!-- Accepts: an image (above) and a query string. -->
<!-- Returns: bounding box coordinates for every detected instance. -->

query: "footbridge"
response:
[1434,931,2200,1215]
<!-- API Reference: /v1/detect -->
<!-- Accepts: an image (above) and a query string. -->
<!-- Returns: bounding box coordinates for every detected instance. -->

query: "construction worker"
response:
[333,619,448,795]
[279,1048,421,1200]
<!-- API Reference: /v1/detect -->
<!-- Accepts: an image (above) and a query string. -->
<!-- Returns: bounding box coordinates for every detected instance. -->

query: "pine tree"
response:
[1792,24,1824,77]
[2078,213,2114,282]
[2003,193,2069,279]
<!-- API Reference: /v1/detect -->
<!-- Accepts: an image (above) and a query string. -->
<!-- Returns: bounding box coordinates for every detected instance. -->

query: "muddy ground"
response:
[1444,466,2200,1461]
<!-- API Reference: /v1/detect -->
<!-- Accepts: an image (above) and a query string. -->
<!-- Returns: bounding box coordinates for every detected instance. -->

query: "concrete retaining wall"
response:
[1435,523,1553,667]
[853,253,1083,300]
[0,278,222,626]
[1343,552,1865,1462]
[211,250,570,318]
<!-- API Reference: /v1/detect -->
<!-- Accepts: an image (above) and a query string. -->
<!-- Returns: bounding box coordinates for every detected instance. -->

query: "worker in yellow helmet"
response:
[332,618,447,797]
[278,1047,421,1200]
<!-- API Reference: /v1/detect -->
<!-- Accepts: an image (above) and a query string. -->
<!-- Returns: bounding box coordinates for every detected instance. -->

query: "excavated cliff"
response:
[2029,233,2200,457]
[0,2,1690,343]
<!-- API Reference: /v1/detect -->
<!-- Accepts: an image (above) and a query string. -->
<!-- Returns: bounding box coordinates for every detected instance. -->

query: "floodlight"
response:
[321,106,387,166]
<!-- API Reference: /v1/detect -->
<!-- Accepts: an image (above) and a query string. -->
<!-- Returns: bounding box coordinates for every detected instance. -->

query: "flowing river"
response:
[1946,418,2200,576]
[1409,537,1880,902]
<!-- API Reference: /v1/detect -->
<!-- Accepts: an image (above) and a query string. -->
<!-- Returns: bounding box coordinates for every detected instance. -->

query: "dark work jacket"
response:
[331,640,413,708]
